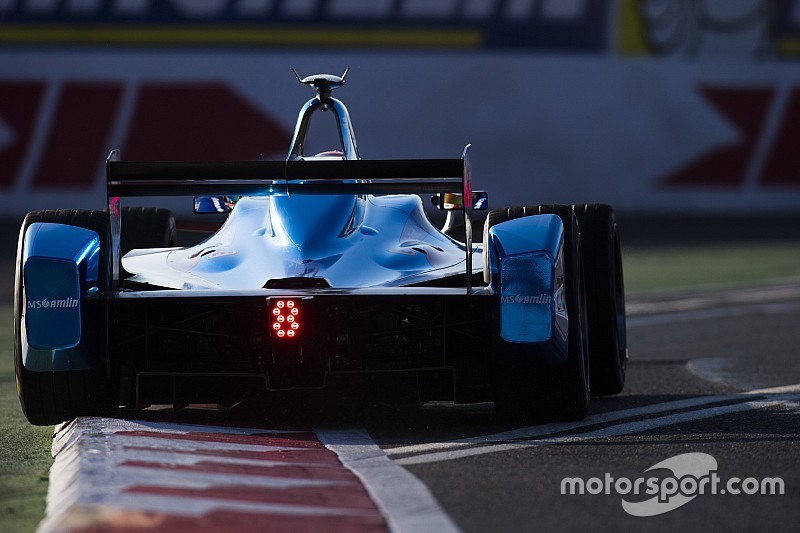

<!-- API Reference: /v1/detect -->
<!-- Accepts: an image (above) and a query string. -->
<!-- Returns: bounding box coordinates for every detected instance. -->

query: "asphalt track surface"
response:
[3,217,799,531]
[31,282,800,532]
[387,285,800,532]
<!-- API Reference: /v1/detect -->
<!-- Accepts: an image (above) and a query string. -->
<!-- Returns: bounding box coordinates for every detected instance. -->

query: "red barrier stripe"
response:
[121,445,341,465]
[123,484,380,510]
[71,510,387,533]
[42,420,390,532]
[0,81,44,188]
[31,82,123,189]
[115,430,324,447]
[118,460,358,481]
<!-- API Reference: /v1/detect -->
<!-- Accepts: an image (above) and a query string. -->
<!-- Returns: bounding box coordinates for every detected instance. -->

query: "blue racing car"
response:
[14,70,627,425]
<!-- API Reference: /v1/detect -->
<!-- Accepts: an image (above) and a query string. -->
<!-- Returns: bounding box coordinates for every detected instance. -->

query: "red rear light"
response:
[270,299,301,340]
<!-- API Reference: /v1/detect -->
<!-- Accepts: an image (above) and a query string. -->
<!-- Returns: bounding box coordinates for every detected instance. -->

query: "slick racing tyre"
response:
[14,210,112,426]
[487,205,591,422]
[572,204,627,395]
[121,206,177,255]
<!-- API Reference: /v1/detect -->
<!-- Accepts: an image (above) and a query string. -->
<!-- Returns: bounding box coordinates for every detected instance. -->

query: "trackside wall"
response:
[0,0,798,214]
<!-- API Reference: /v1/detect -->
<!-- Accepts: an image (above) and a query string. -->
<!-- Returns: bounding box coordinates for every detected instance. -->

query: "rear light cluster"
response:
[270,299,301,339]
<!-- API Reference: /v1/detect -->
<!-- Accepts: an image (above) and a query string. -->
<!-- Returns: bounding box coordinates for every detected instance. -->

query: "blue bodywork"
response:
[121,74,477,290]
[20,71,569,377]
[486,214,569,363]
[124,193,473,290]
[21,222,101,371]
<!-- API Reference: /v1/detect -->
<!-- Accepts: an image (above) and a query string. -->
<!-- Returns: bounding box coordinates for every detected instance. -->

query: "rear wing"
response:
[105,146,475,291]
[107,155,468,197]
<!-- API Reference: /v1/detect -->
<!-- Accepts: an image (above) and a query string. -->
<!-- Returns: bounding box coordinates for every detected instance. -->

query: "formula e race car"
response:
[14,70,627,426]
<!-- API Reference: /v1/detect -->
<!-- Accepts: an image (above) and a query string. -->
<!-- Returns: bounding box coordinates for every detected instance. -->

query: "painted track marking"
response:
[40,419,394,532]
[390,386,800,466]
[627,283,800,327]
[319,428,460,533]
[37,287,800,529]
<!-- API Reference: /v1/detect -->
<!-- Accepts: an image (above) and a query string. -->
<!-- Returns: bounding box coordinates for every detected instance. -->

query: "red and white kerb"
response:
[270,299,301,339]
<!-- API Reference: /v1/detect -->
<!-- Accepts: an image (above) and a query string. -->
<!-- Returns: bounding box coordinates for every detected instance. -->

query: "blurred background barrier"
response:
[1,0,800,215]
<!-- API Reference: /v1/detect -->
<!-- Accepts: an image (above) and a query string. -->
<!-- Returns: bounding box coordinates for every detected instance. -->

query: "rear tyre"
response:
[572,204,627,395]
[120,206,177,255]
[14,210,112,426]
[488,205,591,422]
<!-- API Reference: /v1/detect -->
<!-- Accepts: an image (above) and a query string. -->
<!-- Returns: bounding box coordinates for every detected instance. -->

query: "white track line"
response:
[386,394,745,458]
[626,283,800,315]
[627,301,800,328]
[319,428,461,533]
[42,419,459,533]
[748,383,800,394]
[388,384,800,466]
[40,290,800,529]
[626,282,800,327]
[394,394,800,466]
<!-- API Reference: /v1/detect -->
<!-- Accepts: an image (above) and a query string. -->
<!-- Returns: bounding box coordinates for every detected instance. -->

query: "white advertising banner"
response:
[0,0,799,214]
